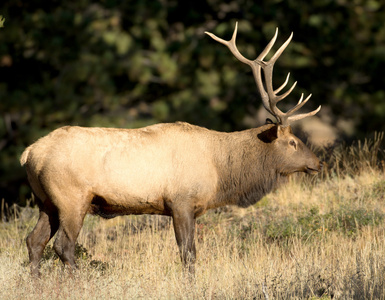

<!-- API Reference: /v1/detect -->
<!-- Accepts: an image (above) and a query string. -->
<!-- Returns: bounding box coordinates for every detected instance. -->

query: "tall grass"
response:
[1,134,385,299]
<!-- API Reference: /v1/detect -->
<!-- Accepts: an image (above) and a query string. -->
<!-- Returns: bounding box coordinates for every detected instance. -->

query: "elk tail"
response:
[20,146,32,166]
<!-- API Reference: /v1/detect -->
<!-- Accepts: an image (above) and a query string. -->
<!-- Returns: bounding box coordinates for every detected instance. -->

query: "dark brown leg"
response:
[171,208,196,274]
[53,227,77,270]
[26,199,59,276]
[53,209,88,271]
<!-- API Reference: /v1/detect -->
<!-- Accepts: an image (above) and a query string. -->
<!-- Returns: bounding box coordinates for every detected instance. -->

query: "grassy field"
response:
[1,135,385,299]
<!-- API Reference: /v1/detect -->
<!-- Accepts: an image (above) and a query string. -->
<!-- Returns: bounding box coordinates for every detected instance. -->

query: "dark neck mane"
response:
[213,126,283,208]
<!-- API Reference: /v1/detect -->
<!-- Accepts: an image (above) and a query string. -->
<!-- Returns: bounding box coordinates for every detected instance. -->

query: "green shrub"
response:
[264,206,384,241]
[42,243,108,272]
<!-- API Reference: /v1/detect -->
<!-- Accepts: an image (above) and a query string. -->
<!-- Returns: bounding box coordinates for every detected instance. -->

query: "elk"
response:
[20,23,321,276]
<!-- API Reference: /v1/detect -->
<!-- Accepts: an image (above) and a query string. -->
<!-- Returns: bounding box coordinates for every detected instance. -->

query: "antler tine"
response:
[275,72,290,94]
[276,81,297,102]
[286,93,312,115]
[287,105,321,123]
[262,33,297,122]
[206,23,320,126]
[269,32,293,64]
[205,22,258,68]
[205,22,273,116]
[257,28,278,61]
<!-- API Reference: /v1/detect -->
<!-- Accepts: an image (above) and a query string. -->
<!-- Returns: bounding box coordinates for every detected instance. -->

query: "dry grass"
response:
[1,135,385,299]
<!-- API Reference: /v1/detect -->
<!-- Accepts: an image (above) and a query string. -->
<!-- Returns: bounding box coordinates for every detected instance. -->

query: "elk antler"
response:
[205,22,321,127]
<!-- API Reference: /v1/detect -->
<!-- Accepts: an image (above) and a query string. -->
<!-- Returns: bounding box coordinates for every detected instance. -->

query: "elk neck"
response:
[212,123,283,208]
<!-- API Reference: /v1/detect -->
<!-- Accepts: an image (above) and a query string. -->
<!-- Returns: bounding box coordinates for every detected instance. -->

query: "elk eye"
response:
[289,139,297,149]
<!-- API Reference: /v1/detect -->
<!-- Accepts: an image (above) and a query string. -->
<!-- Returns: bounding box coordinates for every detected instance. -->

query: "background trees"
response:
[1,0,384,204]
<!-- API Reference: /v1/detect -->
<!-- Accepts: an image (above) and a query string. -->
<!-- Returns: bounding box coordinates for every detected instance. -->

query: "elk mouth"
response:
[305,167,320,175]
[305,162,323,175]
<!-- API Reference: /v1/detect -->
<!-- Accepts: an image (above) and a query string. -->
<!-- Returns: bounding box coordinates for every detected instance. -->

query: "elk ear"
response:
[258,125,279,143]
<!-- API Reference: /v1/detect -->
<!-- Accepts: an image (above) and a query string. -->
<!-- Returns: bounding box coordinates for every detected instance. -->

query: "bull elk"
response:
[20,23,321,276]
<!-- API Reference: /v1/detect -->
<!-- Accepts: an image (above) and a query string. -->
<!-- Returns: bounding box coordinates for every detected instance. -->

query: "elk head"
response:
[206,22,322,175]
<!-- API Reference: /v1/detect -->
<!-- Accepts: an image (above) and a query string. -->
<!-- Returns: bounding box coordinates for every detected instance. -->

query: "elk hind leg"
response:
[26,199,59,276]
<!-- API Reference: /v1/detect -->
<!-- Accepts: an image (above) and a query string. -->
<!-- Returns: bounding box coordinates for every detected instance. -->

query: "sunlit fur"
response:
[20,121,321,275]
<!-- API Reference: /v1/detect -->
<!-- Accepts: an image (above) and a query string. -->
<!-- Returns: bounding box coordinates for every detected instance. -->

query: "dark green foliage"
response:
[42,243,109,272]
[1,0,385,204]
[264,206,384,241]
[42,243,90,261]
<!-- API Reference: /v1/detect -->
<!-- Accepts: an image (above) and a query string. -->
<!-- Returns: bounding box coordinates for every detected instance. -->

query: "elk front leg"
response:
[171,208,196,274]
